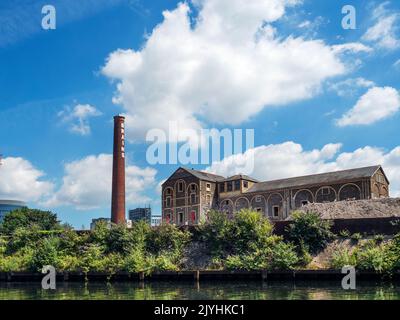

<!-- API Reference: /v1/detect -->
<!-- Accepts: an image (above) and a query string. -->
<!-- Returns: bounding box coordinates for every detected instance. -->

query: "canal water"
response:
[0,281,399,300]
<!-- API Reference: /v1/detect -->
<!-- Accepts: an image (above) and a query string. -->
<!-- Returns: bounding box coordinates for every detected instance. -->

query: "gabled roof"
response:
[162,167,225,185]
[184,167,226,182]
[225,174,259,183]
[246,165,384,193]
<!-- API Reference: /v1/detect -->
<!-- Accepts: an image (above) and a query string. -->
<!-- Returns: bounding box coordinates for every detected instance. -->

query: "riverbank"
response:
[1,269,400,282]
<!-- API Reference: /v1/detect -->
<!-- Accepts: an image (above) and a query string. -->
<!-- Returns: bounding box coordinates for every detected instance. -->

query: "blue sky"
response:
[0,0,399,229]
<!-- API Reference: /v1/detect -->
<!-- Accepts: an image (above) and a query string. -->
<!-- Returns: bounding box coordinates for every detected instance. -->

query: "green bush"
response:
[197,210,233,257]
[123,247,146,273]
[269,242,299,270]
[29,237,61,272]
[147,223,190,255]
[356,245,389,272]
[287,211,334,254]
[230,209,274,254]
[0,208,60,235]
[351,233,362,243]
[330,248,358,269]
[373,234,385,243]
[339,229,350,238]
[198,209,274,257]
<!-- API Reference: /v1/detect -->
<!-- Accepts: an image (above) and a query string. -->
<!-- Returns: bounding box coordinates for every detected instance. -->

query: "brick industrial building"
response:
[161,165,390,226]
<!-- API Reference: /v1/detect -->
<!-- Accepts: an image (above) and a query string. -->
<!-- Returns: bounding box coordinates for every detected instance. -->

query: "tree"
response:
[0,208,60,234]
[287,211,334,254]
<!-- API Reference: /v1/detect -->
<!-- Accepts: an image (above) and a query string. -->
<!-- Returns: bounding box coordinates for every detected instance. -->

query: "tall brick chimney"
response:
[111,115,126,225]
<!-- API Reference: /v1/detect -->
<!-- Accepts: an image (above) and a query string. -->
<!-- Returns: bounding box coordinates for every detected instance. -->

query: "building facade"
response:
[151,216,162,227]
[0,200,26,223]
[161,166,390,226]
[129,207,152,223]
[90,218,111,230]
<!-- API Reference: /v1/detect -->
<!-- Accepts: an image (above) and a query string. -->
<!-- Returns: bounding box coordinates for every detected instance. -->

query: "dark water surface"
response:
[0,281,399,300]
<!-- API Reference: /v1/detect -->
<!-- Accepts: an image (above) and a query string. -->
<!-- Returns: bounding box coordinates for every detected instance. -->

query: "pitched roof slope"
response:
[247,165,382,193]
[183,167,226,182]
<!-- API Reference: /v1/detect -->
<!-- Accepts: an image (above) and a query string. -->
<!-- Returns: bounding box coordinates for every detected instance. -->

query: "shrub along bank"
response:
[0,208,399,275]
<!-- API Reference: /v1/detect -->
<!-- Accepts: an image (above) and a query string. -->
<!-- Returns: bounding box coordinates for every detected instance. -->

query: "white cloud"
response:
[329,77,375,97]
[394,59,400,69]
[0,157,54,202]
[331,43,372,54]
[101,0,363,142]
[362,2,400,50]
[206,142,400,197]
[336,86,400,126]
[58,104,102,136]
[45,154,157,210]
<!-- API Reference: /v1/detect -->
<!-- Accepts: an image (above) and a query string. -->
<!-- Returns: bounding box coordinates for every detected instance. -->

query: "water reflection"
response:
[0,281,399,300]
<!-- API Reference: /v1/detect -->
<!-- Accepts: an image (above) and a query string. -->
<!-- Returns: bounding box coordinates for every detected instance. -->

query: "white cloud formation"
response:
[329,77,375,97]
[101,0,364,142]
[206,141,400,197]
[336,86,400,126]
[45,154,157,210]
[58,104,102,136]
[362,2,400,50]
[394,59,400,69]
[0,157,54,202]
[331,43,372,54]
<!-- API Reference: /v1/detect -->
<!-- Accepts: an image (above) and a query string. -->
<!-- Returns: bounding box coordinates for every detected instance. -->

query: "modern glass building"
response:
[0,200,26,223]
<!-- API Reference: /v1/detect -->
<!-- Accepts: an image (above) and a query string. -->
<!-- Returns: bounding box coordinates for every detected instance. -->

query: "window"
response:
[234,180,241,191]
[227,181,233,192]
[178,182,183,192]
[178,212,184,224]
[166,197,171,207]
[206,183,211,191]
[190,193,196,204]
[243,181,248,188]
[165,214,171,224]
[166,188,172,195]
[322,187,330,195]
[256,195,262,202]
[301,200,309,206]
[190,211,196,223]
[273,206,280,218]
[256,207,262,213]
[219,183,225,193]
[191,184,196,191]
[206,194,211,205]
[225,200,230,205]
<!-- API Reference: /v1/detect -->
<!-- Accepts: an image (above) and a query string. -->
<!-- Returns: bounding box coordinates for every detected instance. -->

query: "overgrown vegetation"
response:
[330,235,400,273]
[0,208,399,275]
[286,211,334,254]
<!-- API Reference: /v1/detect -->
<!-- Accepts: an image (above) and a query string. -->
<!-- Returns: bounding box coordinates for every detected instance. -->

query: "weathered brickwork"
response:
[162,166,390,225]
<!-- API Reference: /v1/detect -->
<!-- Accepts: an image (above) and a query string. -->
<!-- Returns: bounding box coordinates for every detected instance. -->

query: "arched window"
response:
[294,190,314,208]
[315,186,337,203]
[339,184,361,201]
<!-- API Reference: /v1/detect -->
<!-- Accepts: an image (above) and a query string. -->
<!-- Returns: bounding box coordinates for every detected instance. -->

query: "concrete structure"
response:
[0,200,26,223]
[111,115,126,224]
[151,216,162,226]
[90,218,111,230]
[129,207,152,223]
[162,165,390,225]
